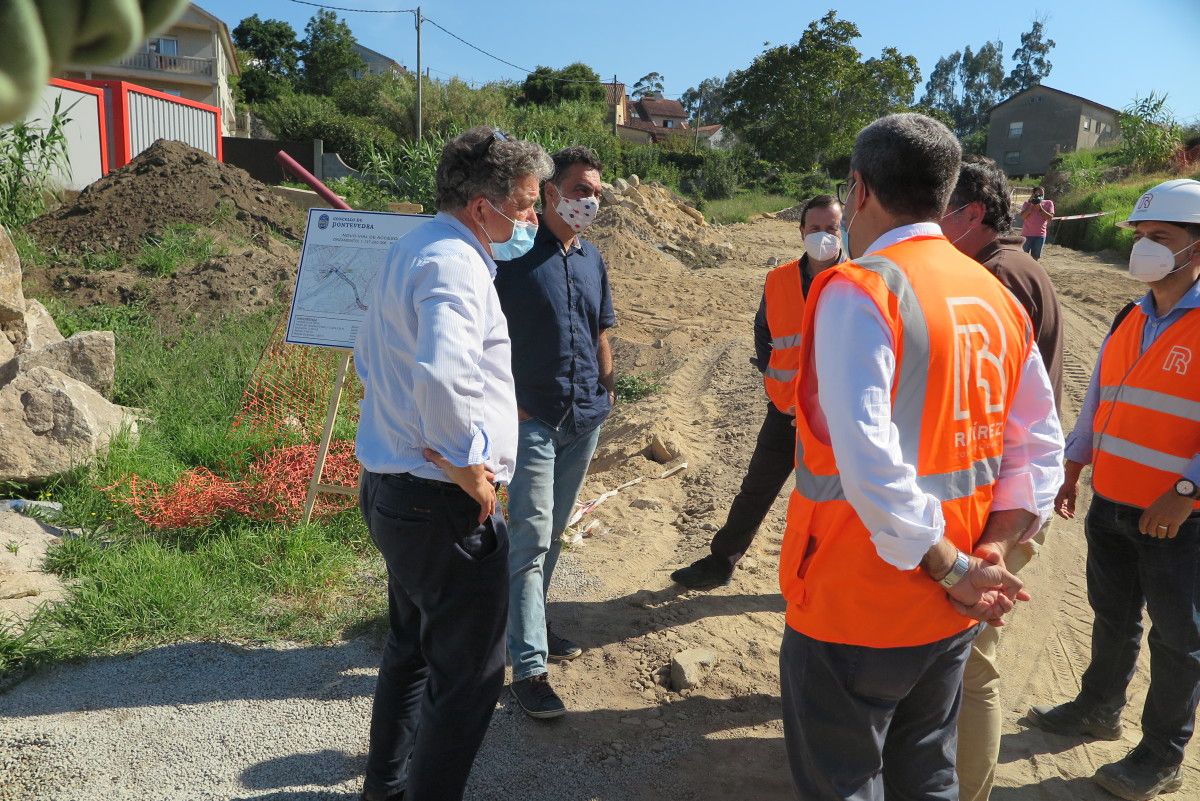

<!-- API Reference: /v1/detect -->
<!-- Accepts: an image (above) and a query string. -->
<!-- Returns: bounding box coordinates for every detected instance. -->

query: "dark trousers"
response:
[360,471,510,801]
[1078,496,1200,766]
[780,624,979,801]
[710,403,796,565]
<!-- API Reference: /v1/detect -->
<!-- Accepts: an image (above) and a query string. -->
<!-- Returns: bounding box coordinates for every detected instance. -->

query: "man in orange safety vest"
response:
[778,113,1064,801]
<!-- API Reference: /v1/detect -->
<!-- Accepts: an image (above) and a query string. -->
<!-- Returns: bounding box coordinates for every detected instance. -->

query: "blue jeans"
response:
[1022,235,1045,260]
[1079,496,1200,766]
[506,418,602,681]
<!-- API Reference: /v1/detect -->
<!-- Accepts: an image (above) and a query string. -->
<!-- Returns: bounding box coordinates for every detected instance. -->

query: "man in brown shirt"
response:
[939,154,1065,801]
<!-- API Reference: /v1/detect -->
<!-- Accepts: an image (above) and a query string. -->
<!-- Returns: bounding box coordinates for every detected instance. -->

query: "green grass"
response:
[79,247,122,271]
[701,191,794,225]
[135,223,220,277]
[1053,168,1200,255]
[616,372,662,402]
[0,303,382,676]
[9,229,51,268]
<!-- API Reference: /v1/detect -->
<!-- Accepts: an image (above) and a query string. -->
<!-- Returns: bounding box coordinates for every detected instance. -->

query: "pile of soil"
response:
[28,140,304,256]
[23,140,306,326]
[593,182,737,270]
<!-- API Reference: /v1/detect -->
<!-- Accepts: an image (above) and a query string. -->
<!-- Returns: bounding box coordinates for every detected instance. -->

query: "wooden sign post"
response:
[300,350,355,525]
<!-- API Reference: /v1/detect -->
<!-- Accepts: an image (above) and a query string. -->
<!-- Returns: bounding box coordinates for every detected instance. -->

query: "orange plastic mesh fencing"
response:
[106,315,365,529]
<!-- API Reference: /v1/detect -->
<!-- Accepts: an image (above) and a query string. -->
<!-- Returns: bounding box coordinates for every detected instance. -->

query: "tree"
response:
[299,10,365,96]
[1002,19,1056,96]
[918,40,1004,138]
[682,74,732,125]
[722,11,920,171]
[233,15,301,103]
[632,72,665,99]
[520,63,606,106]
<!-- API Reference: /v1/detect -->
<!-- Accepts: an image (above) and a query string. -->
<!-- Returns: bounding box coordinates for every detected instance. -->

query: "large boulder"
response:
[19,330,116,397]
[0,366,136,483]
[20,299,65,352]
[0,226,23,324]
[0,333,15,386]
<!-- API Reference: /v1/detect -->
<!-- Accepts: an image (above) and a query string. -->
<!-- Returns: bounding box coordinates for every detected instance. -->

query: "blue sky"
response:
[201,0,1200,122]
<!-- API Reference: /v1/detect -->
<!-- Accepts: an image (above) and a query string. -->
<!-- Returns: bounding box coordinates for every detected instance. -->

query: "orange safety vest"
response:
[762,259,807,414]
[779,236,1033,648]
[1091,304,1200,511]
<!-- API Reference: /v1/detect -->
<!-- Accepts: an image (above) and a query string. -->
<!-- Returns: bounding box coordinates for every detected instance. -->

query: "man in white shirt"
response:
[777,113,1064,801]
[354,127,552,801]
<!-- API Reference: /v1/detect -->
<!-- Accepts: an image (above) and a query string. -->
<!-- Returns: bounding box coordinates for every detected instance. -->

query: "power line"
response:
[421,16,531,74]
[287,0,416,12]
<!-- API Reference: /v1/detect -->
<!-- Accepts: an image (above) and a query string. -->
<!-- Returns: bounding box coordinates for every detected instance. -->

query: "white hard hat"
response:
[1118,178,1200,229]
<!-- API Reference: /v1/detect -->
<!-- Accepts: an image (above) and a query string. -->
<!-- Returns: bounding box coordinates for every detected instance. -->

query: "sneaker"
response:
[670,554,734,590]
[1027,699,1123,741]
[547,627,583,662]
[511,673,566,720]
[1093,747,1184,801]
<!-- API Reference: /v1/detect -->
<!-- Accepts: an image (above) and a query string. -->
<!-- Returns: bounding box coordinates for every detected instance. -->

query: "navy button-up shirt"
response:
[495,217,616,433]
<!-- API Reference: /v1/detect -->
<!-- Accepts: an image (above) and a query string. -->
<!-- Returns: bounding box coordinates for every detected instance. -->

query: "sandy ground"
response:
[2,223,1195,800]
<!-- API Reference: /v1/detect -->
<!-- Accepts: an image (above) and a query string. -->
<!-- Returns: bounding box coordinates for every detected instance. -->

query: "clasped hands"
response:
[946,543,1030,628]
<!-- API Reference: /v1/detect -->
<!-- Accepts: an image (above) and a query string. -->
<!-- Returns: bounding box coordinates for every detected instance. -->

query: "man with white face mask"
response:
[671,194,842,590]
[1029,178,1200,801]
[942,155,1064,801]
[493,145,615,719]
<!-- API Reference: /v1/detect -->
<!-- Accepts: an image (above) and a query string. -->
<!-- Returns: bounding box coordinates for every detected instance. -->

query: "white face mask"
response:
[554,192,600,233]
[803,231,841,262]
[1128,237,1195,283]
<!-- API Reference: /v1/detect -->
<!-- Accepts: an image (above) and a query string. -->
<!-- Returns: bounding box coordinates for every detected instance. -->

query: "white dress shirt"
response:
[355,212,518,483]
[807,224,1064,570]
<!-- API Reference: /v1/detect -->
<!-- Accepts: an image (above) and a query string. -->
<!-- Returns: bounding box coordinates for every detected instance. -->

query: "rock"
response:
[0,226,24,324]
[624,186,647,207]
[0,366,137,483]
[628,174,641,187]
[678,204,707,226]
[612,178,630,193]
[647,435,684,465]
[671,648,718,691]
[0,334,16,387]
[630,498,663,511]
[601,186,618,205]
[19,331,117,397]
[21,300,65,352]
[767,256,781,267]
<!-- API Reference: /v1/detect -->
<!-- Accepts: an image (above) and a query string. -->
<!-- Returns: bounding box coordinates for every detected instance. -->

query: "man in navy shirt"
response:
[494,146,616,719]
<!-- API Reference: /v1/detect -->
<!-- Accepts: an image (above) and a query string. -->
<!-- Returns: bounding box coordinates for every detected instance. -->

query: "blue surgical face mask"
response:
[486,201,538,261]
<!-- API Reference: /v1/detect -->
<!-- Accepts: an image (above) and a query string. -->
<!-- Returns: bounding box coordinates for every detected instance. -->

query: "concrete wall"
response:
[988,85,1088,176]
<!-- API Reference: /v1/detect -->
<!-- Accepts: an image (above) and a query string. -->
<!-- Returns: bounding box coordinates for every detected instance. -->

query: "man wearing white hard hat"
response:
[1028,178,1200,801]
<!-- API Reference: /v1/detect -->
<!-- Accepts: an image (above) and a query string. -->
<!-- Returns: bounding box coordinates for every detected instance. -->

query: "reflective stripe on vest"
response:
[1091,305,1200,510]
[794,254,935,493]
[763,259,807,413]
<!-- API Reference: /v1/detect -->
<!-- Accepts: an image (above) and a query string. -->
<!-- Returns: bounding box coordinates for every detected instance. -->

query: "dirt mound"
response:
[28,140,304,257]
[22,141,305,326]
[593,181,736,269]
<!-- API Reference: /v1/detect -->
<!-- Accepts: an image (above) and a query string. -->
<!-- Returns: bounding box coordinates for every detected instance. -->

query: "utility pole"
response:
[612,73,619,136]
[415,6,423,140]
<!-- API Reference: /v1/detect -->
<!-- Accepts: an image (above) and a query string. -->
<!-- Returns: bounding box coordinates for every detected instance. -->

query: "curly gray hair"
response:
[435,127,553,211]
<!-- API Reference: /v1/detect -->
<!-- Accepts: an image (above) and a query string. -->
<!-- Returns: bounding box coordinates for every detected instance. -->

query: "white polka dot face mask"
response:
[555,194,600,233]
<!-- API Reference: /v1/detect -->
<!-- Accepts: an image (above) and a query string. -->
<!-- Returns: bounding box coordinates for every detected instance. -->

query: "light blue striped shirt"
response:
[354,212,518,483]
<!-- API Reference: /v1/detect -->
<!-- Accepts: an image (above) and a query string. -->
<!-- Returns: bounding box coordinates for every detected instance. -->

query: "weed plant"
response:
[0,303,382,677]
[700,191,794,224]
[136,224,220,277]
[616,373,663,402]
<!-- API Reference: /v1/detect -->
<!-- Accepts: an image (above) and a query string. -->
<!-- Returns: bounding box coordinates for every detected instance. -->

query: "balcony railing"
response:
[118,51,213,78]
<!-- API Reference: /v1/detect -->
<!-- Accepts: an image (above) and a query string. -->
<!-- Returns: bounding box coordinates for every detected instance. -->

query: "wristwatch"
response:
[937,550,971,590]
[1175,478,1200,499]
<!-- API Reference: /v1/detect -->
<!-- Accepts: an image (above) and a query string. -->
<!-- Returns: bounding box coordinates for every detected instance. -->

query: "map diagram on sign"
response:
[293,244,378,315]
[285,209,429,350]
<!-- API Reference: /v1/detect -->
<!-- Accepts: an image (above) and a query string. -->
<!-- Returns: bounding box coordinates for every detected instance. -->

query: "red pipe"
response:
[275,151,352,210]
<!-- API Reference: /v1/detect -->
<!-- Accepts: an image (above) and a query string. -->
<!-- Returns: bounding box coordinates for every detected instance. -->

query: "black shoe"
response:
[1093,747,1184,800]
[511,673,566,720]
[547,627,583,662]
[361,788,404,801]
[671,554,734,590]
[1028,699,1123,741]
